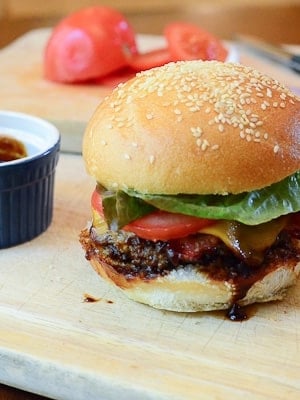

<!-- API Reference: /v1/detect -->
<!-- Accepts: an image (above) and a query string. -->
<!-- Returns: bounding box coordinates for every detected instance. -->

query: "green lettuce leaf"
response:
[101,188,155,230]
[100,171,300,228]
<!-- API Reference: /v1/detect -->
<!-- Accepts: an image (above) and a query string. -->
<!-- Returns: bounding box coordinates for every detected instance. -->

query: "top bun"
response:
[83,61,300,195]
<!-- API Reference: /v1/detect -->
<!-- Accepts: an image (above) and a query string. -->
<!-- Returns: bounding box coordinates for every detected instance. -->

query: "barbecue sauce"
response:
[226,303,248,321]
[83,293,114,304]
[0,135,27,162]
[83,293,100,303]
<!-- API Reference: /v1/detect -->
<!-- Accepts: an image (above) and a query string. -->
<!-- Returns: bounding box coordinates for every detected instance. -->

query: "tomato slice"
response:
[164,22,228,62]
[123,210,215,241]
[127,48,173,71]
[91,189,104,217]
[44,6,137,83]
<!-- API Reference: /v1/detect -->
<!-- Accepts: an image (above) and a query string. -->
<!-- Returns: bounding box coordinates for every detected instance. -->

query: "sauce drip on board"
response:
[83,293,114,304]
[83,293,100,303]
[226,304,248,321]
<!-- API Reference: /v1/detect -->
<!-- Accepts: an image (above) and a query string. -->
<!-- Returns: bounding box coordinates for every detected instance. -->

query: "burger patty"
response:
[80,226,300,282]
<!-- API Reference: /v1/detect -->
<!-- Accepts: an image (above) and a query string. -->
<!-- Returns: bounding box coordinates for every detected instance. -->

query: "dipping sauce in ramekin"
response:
[0,110,60,248]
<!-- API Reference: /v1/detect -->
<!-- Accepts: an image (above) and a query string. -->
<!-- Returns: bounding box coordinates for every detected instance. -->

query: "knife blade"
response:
[236,34,300,74]
[47,119,87,154]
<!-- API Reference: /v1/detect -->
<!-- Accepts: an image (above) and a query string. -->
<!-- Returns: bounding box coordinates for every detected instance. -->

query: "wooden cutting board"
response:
[0,29,300,400]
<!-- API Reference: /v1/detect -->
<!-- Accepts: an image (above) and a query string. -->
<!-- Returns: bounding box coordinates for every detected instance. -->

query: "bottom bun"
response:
[88,255,300,313]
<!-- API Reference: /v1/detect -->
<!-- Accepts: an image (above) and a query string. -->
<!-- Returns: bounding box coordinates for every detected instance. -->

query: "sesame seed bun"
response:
[83,60,300,195]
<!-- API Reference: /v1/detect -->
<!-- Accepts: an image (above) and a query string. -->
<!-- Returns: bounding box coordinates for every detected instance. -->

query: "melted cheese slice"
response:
[92,209,108,235]
[200,217,288,264]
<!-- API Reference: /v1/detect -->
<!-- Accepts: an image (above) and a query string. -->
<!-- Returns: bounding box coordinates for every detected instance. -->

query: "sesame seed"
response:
[124,153,131,160]
[182,85,191,92]
[201,139,210,151]
[241,92,250,99]
[146,113,154,120]
[273,144,280,153]
[219,113,226,123]
[191,127,203,137]
[101,140,107,146]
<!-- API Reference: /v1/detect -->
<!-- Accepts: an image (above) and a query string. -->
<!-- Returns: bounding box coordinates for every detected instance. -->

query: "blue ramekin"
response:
[0,110,60,248]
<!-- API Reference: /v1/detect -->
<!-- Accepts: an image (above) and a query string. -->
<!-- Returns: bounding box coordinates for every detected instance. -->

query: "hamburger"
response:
[80,60,300,318]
